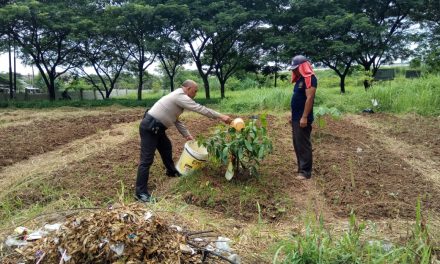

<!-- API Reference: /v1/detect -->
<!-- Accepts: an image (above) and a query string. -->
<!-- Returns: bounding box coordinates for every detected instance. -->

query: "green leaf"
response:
[245,140,253,152]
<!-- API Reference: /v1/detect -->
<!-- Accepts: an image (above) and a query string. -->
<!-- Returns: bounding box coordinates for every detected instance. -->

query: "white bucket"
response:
[176,140,208,175]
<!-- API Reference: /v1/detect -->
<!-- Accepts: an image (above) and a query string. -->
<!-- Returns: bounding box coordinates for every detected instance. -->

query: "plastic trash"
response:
[371,99,379,107]
[5,236,28,247]
[180,243,196,255]
[27,230,47,241]
[170,225,183,232]
[215,236,231,253]
[99,238,109,248]
[58,247,71,262]
[362,108,374,114]
[356,147,363,153]
[228,253,241,264]
[144,211,153,221]
[44,223,62,232]
[110,243,125,256]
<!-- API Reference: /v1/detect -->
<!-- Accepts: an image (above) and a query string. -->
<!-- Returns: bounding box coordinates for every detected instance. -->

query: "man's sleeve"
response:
[176,94,221,119]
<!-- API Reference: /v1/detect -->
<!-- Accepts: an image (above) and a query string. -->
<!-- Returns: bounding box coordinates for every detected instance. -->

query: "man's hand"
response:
[186,135,194,141]
[220,114,232,124]
[300,117,308,128]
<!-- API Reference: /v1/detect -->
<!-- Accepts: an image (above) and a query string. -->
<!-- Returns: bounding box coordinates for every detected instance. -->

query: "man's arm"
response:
[300,86,316,128]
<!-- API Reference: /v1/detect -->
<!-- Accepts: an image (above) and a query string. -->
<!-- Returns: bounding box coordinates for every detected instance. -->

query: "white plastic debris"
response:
[5,236,28,247]
[99,238,109,248]
[58,248,71,262]
[356,147,363,153]
[110,243,125,256]
[44,223,62,232]
[371,99,379,107]
[194,237,204,242]
[179,243,196,255]
[144,211,153,221]
[170,225,183,232]
[215,236,232,253]
[228,253,241,264]
[27,230,47,241]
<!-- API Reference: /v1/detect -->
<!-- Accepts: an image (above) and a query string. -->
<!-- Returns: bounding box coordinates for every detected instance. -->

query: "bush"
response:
[198,114,273,179]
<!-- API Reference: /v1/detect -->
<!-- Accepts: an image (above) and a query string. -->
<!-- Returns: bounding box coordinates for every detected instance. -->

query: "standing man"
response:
[135,80,232,202]
[289,55,317,180]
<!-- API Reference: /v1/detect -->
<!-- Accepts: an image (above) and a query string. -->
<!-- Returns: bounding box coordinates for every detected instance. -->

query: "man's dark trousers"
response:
[136,118,177,195]
[292,122,312,178]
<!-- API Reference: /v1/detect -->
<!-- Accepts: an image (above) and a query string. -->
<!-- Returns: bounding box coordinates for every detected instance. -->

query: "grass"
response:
[272,201,432,264]
[1,69,439,116]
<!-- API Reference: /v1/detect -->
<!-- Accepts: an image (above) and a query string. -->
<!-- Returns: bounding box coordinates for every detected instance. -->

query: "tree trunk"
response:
[48,76,56,101]
[339,74,346,94]
[8,37,13,99]
[13,41,17,95]
[363,64,372,90]
[170,76,175,92]
[220,79,226,99]
[274,71,277,88]
[201,75,210,99]
[137,62,143,101]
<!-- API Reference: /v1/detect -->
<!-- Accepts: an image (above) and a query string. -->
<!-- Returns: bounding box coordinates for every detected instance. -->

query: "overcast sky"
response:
[0,52,195,76]
[0,53,33,75]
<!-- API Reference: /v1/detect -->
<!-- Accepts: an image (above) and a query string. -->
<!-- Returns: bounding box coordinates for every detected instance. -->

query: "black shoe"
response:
[134,193,151,203]
[166,171,182,177]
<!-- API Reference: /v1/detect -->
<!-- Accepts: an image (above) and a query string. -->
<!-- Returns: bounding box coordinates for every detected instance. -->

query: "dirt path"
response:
[0,122,139,202]
[348,114,440,188]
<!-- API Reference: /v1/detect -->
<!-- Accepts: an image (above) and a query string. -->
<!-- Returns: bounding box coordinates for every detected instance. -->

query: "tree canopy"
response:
[0,0,435,99]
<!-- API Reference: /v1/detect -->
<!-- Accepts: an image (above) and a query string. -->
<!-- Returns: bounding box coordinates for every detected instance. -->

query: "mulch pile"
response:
[3,204,236,264]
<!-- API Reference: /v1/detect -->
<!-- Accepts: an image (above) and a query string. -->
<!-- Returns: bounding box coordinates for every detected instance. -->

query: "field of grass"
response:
[2,68,439,117]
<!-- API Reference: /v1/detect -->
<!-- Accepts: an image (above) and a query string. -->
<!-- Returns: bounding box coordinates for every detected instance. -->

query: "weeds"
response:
[273,200,433,264]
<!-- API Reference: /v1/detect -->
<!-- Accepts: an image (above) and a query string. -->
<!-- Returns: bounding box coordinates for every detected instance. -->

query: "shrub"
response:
[198,114,273,179]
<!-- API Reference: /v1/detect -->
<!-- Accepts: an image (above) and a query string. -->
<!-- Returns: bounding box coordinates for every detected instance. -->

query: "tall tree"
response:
[345,0,418,87]
[179,0,221,99]
[181,0,268,98]
[1,0,86,100]
[157,35,189,92]
[76,5,131,99]
[412,0,440,71]
[120,3,157,100]
[285,0,373,93]
[122,2,188,100]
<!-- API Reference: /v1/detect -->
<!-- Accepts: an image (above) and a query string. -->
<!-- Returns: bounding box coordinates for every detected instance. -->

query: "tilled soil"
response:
[1,110,440,224]
[0,109,142,168]
[313,116,440,219]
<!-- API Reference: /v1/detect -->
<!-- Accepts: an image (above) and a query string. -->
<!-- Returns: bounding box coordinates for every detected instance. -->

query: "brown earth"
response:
[367,113,440,163]
[313,116,440,219]
[2,112,439,223]
[0,109,142,168]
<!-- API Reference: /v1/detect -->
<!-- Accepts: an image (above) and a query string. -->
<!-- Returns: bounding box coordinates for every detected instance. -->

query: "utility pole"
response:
[13,39,17,95]
[8,35,13,99]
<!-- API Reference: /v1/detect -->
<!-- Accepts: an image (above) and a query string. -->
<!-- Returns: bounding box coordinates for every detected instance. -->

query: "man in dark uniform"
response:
[289,55,317,180]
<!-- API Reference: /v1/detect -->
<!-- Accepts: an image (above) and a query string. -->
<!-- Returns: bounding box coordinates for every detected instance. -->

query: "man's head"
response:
[288,55,309,72]
[182,80,198,99]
